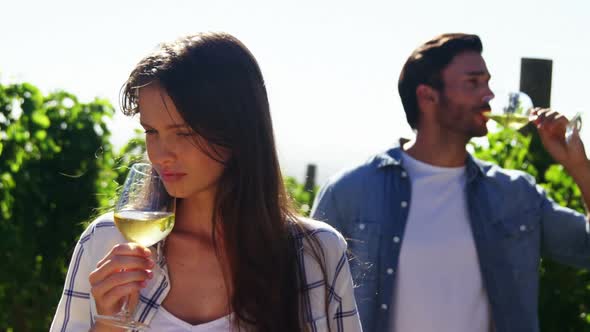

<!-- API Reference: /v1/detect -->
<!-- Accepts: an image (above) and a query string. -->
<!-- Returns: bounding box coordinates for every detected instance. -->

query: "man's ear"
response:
[416,84,439,106]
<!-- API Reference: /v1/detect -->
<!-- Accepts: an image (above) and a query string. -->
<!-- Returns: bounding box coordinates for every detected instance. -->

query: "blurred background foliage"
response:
[0,82,588,331]
[0,82,117,331]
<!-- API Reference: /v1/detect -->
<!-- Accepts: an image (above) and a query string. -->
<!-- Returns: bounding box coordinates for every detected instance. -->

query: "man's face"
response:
[435,51,494,138]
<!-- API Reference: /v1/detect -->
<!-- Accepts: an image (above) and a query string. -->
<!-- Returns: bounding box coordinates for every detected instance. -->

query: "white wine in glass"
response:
[114,210,175,247]
[486,91,534,130]
[94,163,175,330]
[485,113,531,130]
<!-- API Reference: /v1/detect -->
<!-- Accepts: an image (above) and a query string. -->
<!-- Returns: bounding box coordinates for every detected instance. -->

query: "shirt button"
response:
[401,201,408,208]
[520,225,527,232]
[393,236,400,243]
[387,268,394,275]
[359,223,366,230]
[401,171,408,178]
[381,304,388,310]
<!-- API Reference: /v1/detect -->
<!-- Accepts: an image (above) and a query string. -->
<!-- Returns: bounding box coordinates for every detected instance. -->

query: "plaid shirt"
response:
[50,213,362,331]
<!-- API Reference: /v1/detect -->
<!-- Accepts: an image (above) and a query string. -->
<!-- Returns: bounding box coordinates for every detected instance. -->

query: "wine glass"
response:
[94,163,175,330]
[486,91,534,130]
[487,91,582,143]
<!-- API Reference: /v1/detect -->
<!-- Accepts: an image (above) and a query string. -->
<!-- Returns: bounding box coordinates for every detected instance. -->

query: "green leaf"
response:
[1,172,15,188]
[31,111,50,128]
[34,130,47,140]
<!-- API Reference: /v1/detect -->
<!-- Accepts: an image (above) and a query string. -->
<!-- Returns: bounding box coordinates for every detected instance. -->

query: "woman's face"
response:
[138,83,227,200]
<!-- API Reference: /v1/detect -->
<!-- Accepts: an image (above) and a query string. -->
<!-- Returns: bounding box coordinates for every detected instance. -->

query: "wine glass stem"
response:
[156,239,165,265]
[120,295,131,317]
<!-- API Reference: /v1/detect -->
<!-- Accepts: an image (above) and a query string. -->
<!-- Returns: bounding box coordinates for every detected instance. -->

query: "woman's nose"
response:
[147,137,177,166]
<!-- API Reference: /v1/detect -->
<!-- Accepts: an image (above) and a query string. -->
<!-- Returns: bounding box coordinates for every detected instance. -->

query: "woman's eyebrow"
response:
[166,123,190,129]
[139,122,188,129]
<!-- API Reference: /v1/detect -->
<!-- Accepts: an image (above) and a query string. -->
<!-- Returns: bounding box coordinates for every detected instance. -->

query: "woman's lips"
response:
[161,172,187,182]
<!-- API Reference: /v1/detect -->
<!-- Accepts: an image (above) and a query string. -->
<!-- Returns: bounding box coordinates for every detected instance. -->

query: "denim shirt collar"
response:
[375,138,487,182]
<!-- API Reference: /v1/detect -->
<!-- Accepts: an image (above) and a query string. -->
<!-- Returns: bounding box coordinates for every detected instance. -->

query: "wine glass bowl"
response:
[114,210,175,247]
[114,163,175,247]
[486,91,534,130]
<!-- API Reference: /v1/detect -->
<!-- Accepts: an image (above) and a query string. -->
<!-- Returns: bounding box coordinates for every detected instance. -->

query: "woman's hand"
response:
[89,243,154,320]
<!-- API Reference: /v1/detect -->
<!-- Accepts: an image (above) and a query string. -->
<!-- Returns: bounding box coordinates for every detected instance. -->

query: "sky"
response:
[1,0,588,184]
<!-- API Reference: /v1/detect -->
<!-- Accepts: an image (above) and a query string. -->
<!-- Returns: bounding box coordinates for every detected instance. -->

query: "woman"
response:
[50,32,361,331]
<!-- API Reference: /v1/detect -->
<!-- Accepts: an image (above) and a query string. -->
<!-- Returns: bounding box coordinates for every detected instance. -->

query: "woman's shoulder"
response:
[77,212,125,251]
[292,216,348,254]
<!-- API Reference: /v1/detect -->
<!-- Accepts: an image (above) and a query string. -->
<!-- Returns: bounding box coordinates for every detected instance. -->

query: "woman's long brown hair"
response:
[121,32,330,332]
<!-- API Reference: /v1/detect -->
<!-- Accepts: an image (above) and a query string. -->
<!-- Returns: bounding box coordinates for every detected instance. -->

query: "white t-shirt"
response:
[148,308,232,332]
[391,152,492,332]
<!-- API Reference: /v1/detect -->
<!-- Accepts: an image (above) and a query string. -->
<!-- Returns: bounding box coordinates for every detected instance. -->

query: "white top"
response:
[50,213,362,332]
[149,308,232,332]
[391,152,492,332]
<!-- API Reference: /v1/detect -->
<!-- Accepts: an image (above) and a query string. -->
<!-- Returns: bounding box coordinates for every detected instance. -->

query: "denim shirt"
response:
[311,145,590,332]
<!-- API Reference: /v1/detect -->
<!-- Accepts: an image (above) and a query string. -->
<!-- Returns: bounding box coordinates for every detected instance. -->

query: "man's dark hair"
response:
[398,33,483,129]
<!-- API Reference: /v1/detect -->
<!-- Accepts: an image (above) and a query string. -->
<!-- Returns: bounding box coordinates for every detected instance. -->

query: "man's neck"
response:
[402,131,469,168]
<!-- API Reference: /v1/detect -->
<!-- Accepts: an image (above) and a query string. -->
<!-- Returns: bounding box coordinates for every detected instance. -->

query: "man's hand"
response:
[532,108,589,175]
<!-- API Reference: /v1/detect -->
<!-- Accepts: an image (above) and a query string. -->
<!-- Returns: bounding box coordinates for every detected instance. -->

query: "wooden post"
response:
[520,58,553,108]
[520,58,554,176]
[304,164,316,193]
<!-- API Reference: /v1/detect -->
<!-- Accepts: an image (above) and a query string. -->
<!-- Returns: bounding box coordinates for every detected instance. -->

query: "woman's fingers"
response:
[90,255,154,285]
[92,270,153,306]
[96,243,152,269]
[93,280,146,311]
[89,243,154,316]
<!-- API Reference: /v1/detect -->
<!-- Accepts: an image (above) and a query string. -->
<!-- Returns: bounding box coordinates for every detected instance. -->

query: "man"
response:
[311,33,590,332]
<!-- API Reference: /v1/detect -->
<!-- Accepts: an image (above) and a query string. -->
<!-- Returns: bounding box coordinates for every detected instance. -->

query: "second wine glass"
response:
[487,91,582,145]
